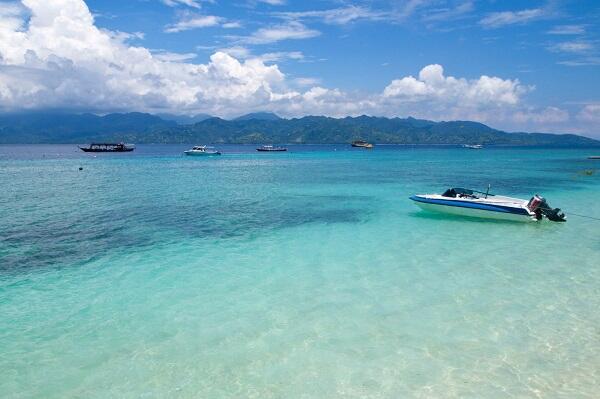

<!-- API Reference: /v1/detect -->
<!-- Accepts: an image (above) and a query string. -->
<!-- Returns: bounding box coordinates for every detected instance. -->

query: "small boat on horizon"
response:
[463,144,483,149]
[352,140,374,149]
[184,145,221,156]
[410,187,566,222]
[79,143,135,152]
[257,145,287,152]
[588,156,600,159]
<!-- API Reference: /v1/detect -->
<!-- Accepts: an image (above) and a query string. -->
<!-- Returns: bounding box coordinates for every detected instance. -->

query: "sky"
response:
[0,0,599,136]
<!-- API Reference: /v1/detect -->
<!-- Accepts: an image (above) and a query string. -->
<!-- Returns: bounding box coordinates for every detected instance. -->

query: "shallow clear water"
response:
[1,144,599,398]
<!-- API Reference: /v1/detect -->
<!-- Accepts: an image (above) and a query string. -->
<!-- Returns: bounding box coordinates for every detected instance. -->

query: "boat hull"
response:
[184,151,221,156]
[80,148,134,152]
[256,149,287,152]
[410,196,536,222]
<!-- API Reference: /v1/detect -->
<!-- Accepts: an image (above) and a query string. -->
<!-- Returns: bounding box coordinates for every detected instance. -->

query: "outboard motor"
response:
[527,195,543,212]
[528,195,566,222]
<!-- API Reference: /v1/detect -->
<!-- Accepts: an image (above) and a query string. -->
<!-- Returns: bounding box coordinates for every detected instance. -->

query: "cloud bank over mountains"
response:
[0,0,595,135]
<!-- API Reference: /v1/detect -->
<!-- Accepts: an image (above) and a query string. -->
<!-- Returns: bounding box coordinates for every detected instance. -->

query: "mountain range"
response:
[0,112,598,146]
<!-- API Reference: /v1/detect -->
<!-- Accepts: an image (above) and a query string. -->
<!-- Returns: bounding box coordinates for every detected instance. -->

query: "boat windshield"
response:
[442,188,478,198]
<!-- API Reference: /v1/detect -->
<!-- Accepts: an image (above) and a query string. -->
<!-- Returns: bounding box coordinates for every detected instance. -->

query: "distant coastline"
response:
[1,112,598,146]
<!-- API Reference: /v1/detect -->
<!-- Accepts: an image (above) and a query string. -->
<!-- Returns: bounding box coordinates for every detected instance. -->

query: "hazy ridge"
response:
[0,112,598,146]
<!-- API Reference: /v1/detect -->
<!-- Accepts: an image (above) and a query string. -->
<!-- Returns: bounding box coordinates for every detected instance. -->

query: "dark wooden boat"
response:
[79,143,135,152]
[257,145,287,152]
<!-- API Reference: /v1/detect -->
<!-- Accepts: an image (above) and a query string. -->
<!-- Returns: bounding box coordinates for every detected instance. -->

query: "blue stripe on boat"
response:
[409,196,530,215]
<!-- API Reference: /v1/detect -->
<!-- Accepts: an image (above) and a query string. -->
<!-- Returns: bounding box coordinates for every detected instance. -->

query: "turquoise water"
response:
[1,145,599,398]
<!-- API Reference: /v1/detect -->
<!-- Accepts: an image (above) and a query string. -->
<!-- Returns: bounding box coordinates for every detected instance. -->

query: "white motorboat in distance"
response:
[410,187,566,222]
[184,145,221,156]
[463,144,483,149]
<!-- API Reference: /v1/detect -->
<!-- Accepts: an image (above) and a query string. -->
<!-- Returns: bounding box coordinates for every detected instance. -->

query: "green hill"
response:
[0,112,598,146]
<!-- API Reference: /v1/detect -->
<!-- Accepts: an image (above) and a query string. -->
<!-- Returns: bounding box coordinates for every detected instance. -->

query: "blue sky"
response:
[1,0,599,136]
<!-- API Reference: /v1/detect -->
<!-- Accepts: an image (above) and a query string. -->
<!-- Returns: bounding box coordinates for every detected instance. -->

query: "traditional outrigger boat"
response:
[257,145,287,152]
[79,143,134,152]
[410,187,566,222]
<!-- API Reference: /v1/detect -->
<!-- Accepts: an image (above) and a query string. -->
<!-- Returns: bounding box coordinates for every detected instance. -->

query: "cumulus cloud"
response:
[0,0,288,114]
[382,64,526,106]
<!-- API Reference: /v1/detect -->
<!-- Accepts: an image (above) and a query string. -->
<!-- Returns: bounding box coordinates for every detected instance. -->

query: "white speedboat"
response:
[410,187,566,222]
[184,146,221,156]
[351,140,374,149]
[463,144,483,149]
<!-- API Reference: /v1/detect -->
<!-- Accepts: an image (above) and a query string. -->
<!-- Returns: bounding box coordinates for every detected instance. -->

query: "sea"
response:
[1,144,599,398]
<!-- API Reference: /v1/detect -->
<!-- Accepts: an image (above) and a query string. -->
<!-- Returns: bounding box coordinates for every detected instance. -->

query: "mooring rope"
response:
[537,206,600,222]
[565,212,600,222]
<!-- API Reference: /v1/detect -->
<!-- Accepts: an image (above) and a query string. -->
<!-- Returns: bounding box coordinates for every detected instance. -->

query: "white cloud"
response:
[547,25,585,35]
[382,64,526,106]
[422,1,474,23]
[161,0,202,9]
[0,1,25,17]
[257,51,304,62]
[557,57,600,67]
[549,41,594,54]
[165,14,222,33]
[217,47,303,63]
[109,30,145,42]
[217,46,252,59]
[0,1,27,33]
[479,8,545,28]
[152,51,197,62]
[0,0,288,114]
[274,6,384,25]
[222,21,241,29]
[293,77,321,86]
[258,0,285,5]
[240,21,320,44]
[513,107,569,124]
[577,104,600,123]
